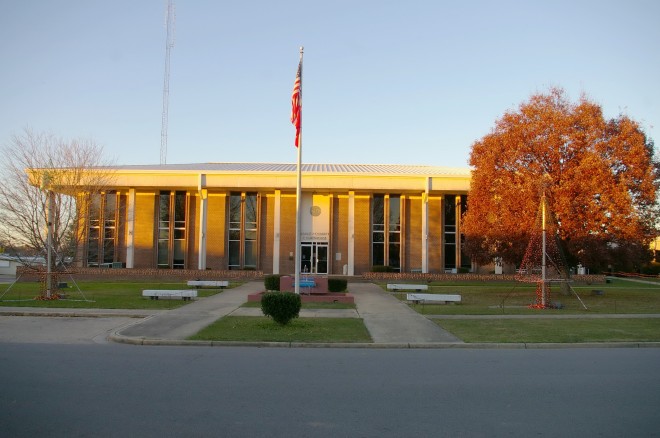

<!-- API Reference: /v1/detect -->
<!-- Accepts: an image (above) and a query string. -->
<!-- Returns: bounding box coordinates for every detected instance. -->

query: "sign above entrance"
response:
[301,194,329,242]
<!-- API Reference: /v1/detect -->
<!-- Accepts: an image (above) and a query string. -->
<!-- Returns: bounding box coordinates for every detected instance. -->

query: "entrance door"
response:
[300,242,329,274]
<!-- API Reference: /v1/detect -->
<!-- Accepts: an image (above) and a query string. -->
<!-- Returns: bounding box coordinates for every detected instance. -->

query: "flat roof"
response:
[110,162,471,177]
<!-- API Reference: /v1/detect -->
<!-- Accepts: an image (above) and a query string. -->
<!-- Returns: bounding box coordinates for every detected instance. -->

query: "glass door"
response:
[315,243,328,274]
[300,242,329,274]
[301,243,313,274]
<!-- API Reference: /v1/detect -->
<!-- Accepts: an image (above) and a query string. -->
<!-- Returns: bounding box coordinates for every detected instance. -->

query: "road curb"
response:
[106,330,660,349]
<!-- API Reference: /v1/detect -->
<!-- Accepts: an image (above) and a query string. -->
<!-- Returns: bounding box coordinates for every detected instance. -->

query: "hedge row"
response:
[362,272,606,284]
[16,266,264,282]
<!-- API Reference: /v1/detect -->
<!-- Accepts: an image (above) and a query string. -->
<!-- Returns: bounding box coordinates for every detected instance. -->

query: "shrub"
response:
[328,278,347,292]
[261,292,301,325]
[372,265,395,272]
[640,263,660,276]
[264,275,282,291]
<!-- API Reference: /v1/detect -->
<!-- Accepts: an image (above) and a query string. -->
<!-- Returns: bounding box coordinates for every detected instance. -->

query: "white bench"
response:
[186,280,229,289]
[387,283,428,292]
[406,293,461,304]
[142,290,198,301]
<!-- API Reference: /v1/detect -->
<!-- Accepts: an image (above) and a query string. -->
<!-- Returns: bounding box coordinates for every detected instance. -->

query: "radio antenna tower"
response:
[160,0,175,165]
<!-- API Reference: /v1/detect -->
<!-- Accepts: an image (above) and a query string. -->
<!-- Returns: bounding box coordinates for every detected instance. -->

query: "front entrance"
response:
[301,242,328,274]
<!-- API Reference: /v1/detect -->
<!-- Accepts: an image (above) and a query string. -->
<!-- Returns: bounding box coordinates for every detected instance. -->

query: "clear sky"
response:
[1,0,658,168]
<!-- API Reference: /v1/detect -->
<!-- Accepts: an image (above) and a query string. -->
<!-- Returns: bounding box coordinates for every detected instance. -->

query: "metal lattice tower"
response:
[160,0,175,165]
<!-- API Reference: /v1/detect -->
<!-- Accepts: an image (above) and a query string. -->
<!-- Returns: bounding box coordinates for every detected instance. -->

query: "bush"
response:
[640,263,660,276]
[372,265,395,272]
[328,279,347,292]
[264,275,282,291]
[261,292,301,325]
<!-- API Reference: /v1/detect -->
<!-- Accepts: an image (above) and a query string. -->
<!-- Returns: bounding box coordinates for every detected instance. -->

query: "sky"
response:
[1,0,658,169]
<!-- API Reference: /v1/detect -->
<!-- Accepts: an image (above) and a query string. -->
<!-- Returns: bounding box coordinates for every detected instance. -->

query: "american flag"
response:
[291,60,302,147]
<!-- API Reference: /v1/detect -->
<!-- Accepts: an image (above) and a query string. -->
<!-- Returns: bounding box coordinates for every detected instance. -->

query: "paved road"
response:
[2,343,659,437]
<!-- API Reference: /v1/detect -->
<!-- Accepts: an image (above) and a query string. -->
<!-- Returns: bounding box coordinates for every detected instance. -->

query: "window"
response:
[444,195,456,270]
[372,194,400,271]
[157,191,187,269]
[228,192,258,269]
[460,195,470,269]
[86,192,117,267]
[372,195,385,266]
[388,196,401,269]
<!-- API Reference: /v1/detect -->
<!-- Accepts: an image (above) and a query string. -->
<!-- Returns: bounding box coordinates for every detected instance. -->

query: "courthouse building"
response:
[82,163,471,276]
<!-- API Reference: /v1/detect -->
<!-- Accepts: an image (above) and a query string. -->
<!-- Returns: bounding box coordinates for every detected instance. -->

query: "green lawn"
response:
[188,316,372,343]
[0,280,237,309]
[383,278,660,315]
[435,318,660,343]
[5,277,660,344]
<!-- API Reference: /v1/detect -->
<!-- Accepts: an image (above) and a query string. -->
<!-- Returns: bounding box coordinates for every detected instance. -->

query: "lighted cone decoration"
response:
[515,192,569,308]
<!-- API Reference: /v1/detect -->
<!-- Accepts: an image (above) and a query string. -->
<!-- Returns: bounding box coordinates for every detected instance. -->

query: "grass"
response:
[383,278,660,315]
[435,318,660,343]
[188,316,372,343]
[0,280,237,309]
[4,276,659,344]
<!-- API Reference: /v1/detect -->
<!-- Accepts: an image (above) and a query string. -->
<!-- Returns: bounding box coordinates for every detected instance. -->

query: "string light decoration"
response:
[515,190,580,309]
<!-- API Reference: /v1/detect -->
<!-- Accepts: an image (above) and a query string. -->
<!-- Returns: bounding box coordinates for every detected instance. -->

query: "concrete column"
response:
[348,191,355,276]
[198,189,208,270]
[455,195,462,272]
[126,188,135,268]
[273,190,281,274]
[422,177,430,273]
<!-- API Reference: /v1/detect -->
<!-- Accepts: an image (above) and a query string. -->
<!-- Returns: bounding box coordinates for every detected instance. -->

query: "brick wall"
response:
[261,194,274,274]
[428,196,443,273]
[332,196,349,275]
[17,266,263,282]
[206,193,227,269]
[353,195,371,275]
[406,196,423,272]
[279,194,296,275]
[133,192,156,268]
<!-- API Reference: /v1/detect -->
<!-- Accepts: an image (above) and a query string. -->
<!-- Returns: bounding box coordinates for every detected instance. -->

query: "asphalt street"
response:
[2,343,659,437]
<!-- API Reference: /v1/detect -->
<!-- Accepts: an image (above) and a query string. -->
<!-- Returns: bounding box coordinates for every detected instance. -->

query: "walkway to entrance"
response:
[349,282,462,344]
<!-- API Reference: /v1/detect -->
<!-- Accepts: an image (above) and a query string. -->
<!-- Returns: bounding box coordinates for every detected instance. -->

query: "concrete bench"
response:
[186,280,229,289]
[406,293,461,304]
[387,283,428,292]
[142,290,198,301]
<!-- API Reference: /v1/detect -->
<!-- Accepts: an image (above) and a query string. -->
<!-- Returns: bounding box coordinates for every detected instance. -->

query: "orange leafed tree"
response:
[462,88,659,271]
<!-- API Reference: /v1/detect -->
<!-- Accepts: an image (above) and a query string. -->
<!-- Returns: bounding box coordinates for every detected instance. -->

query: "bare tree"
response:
[0,129,114,290]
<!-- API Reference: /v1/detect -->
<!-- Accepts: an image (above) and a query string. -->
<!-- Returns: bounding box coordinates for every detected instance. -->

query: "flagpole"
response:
[294,46,304,295]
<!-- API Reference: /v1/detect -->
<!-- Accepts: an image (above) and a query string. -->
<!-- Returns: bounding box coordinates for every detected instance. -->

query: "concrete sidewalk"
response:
[118,281,264,340]
[350,282,462,344]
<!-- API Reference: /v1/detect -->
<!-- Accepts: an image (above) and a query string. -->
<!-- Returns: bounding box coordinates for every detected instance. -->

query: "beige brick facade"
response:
[76,163,470,275]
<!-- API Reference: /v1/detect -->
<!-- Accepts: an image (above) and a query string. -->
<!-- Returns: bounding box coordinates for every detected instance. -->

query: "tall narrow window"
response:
[173,192,186,269]
[372,195,385,266]
[228,192,259,270]
[157,191,187,269]
[371,194,401,271]
[444,195,457,271]
[103,193,116,265]
[460,195,470,269]
[86,194,101,266]
[86,192,117,267]
[157,193,171,268]
[388,195,401,270]
[244,194,257,268]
